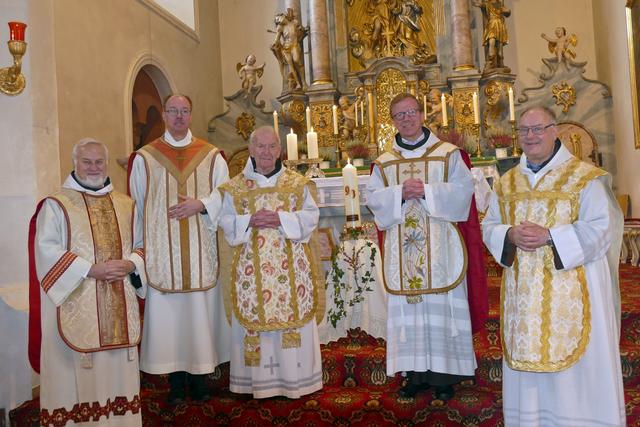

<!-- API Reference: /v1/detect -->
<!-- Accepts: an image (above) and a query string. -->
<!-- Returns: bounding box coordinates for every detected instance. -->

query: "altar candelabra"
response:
[471,123,482,158]
[283,158,325,178]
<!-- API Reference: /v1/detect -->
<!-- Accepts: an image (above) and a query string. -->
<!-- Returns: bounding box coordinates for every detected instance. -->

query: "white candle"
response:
[286,128,298,161]
[332,105,339,135]
[306,106,312,132]
[423,95,427,118]
[307,127,319,159]
[473,92,480,125]
[441,93,448,127]
[273,111,279,137]
[360,100,364,124]
[508,87,515,121]
[354,101,359,127]
[367,92,374,126]
[342,159,361,228]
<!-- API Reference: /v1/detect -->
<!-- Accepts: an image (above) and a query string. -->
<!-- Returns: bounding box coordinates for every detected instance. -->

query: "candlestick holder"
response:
[283,158,325,178]
[471,123,482,158]
[0,39,26,96]
[333,134,344,168]
[509,119,521,157]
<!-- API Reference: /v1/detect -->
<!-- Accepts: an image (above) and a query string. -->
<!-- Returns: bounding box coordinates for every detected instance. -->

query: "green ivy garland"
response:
[326,227,378,328]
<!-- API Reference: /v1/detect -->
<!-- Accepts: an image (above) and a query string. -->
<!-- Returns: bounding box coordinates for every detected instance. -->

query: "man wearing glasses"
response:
[367,93,486,401]
[129,94,230,404]
[482,106,625,425]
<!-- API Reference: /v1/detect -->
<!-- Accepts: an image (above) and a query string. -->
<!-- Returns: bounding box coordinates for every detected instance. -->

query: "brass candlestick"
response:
[472,123,482,158]
[334,134,343,168]
[510,119,521,157]
[283,158,325,178]
[0,40,27,96]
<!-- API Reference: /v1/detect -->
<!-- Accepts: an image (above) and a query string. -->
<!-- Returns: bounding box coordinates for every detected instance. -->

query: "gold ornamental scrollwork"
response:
[376,67,409,151]
[235,112,256,140]
[551,81,576,113]
[483,81,509,132]
[311,102,336,146]
[452,88,476,135]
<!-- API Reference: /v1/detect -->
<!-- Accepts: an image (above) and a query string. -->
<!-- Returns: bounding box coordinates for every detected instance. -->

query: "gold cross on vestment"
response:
[402,162,422,179]
[176,153,187,167]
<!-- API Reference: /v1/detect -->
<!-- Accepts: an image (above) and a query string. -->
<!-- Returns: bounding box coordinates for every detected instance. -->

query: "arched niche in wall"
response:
[132,69,165,150]
[123,53,176,162]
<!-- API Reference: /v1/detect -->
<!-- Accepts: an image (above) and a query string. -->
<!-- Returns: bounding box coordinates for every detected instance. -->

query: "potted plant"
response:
[319,154,332,169]
[346,141,369,166]
[487,133,512,158]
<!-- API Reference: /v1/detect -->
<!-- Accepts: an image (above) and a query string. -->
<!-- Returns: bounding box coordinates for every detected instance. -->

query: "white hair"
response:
[72,138,108,168]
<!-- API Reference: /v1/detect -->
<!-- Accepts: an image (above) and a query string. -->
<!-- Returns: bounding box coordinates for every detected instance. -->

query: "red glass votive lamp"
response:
[8,22,26,41]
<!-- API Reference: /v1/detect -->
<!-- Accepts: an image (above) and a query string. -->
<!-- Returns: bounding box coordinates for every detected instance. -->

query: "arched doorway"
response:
[131,69,165,150]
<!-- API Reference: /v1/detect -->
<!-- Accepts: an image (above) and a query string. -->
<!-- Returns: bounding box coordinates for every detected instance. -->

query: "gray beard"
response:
[76,174,106,189]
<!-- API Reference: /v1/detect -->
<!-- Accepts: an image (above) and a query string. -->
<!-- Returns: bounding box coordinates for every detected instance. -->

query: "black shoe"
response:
[167,372,187,405]
[189,374,212,402]
[167,386,186,405]
[399,382,429,398]
[434,385,454,401]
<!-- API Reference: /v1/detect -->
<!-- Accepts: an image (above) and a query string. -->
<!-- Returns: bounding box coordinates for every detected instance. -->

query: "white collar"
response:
[518,144,574,177]
[392,131,440,158]
[163,129,193,147]
[62,174,113,196]
[241,158,284,186]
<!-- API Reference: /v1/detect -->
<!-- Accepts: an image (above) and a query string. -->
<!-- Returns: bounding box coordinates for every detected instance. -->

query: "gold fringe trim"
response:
[244,333,260,367]
[282,330,301,349]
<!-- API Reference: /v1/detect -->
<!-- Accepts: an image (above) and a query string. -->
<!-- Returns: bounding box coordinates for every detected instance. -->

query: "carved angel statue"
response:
[236,54,265,97]
[338,96,357,140]
[270,8,308,92]
[541,27,577,66]
[425,88,443,128]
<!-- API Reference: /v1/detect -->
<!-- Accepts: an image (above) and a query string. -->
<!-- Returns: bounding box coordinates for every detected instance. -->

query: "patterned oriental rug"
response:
[11,264,640,426]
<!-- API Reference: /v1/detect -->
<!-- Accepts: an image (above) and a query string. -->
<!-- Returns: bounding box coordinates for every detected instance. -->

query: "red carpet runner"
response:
[11,264,640,426]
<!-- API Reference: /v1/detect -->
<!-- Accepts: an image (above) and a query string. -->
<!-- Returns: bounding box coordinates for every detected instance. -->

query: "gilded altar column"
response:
[309,0,332,85]
[450,0,475,71]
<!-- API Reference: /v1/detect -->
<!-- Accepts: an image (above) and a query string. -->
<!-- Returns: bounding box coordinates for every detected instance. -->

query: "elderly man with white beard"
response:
[219,126,323,398]
[29,138,145,426]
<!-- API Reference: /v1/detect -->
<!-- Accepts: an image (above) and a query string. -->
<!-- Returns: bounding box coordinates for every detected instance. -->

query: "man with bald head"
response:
[482,106,625,425]
[30,138,145,425]
[219,126,323,398]
[129,94,230,404]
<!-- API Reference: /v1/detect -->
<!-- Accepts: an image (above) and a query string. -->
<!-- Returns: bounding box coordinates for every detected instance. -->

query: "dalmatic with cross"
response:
[134,137,222,292]
[372,141,468,303]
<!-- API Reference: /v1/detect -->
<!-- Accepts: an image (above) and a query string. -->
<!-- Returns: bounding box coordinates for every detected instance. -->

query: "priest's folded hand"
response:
[168,194,205,220]
[249,208,281,229]
[402,178,425,200]
[508,221,550,252]
[88,260,136,282]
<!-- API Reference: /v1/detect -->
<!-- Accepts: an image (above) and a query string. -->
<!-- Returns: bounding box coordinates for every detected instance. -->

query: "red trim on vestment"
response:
[458,150,489,334]
[40,394,141,427]
[28,200,46,373]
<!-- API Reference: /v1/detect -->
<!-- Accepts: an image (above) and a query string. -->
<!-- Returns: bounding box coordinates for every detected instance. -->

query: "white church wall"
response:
[593,0,640,216]
[51,0,223,192]
[0,0,60,420]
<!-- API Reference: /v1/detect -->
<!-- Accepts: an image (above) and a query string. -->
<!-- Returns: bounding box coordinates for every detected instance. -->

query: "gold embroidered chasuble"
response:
[495,158,606,372]
[220,169,320,366]
[373,141,467,299]
[47,189,140,352]
[137,137,221,292]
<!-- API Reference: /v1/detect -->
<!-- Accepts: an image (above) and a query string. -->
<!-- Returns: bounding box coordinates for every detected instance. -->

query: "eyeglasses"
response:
[165,108,192,117]
[517,123,555,137]
[391,108,419,121]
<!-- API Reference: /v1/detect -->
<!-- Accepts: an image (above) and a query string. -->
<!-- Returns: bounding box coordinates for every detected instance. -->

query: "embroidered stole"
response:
[220,169,319,366]
[51,189,140,352]
[137,138,221,292]
[373,141,467,303]
[496,158,605,372]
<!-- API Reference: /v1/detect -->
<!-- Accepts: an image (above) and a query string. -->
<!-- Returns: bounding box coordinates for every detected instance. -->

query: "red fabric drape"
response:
[27,200,46,373]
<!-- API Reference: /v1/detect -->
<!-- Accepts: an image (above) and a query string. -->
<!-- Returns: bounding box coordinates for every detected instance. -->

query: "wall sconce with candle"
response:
[0,22,27,96]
